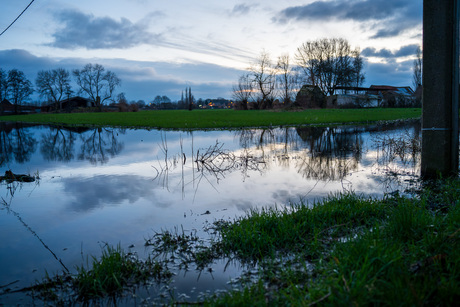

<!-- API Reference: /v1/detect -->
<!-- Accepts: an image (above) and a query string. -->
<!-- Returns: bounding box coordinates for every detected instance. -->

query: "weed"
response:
[73,244,171,301]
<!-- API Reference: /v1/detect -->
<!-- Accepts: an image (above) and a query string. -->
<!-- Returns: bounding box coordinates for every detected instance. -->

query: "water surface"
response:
[0,121,421,303]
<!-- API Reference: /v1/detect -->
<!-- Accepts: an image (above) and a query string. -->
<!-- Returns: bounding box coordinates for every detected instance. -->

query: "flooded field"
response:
[0,121,421,304]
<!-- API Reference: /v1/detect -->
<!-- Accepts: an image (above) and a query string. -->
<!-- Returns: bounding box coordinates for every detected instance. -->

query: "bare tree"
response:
[7,69,33,114]
[295,38,363,95]
[413,46,422,89]
[276,53,299,105]
[249,50,276,109]
[0,68,7,102]
[232,73,253,110]
[36,68,72,112]
[73,63,121,111]
[352,49,366,90]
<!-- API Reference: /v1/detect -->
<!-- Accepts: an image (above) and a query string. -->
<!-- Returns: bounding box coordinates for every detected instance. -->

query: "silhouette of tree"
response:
[232,73,253,110]
[276,53,299,105]
[249,50,276,109]
[73,63,121,111]
[0,68,7,102]
[295,38,363,95]
[36,68,72,112]
[413,46,422,89]
[6,69,33,114]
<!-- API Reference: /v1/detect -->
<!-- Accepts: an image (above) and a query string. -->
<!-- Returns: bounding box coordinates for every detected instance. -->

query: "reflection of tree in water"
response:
[78,127,124,164]
[234,127,363,181]
[295,127,363,181]
[40,127,77,162]
[296,127,363,160]
[0,122,37,166]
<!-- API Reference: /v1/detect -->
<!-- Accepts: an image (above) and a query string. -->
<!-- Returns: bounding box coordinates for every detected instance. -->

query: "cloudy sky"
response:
[0,0,422,102]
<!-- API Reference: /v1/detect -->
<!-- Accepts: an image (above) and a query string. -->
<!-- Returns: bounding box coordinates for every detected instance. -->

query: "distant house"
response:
[330,85,416,108]
[328,93,380,108]
[42,96,94,112]
[295,85,327,108]
[1,99,43,114]
[369,85,416,107]
[0,99,14,114]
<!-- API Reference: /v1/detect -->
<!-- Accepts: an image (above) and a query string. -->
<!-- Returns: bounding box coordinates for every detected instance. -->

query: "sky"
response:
[0,0,422,103]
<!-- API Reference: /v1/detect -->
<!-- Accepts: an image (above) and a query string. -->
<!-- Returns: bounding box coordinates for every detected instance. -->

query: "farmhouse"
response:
[41,96,94,112]
[328,85,416,108]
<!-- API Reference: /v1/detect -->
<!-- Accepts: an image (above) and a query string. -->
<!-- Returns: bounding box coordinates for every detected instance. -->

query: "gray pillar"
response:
[421,0,459,178]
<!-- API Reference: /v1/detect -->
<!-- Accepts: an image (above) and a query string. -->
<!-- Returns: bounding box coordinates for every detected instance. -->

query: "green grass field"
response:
[0,108,421,129]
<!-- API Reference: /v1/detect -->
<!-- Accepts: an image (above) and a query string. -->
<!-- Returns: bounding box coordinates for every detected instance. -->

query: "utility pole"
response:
[421,0,459,178]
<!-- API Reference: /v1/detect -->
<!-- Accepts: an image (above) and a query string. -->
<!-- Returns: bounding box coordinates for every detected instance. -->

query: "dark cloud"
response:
[50,9,162,49]
[364,59,413,87]
[0,49,84,91]
[0,49,242,101]
[276,0,422,38]
[362,44,419,59]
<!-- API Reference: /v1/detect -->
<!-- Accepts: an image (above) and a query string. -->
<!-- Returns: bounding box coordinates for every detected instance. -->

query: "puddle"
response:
[0,120,421,304]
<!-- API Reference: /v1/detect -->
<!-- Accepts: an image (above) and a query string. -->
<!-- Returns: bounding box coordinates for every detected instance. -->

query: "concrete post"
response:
[421,0,459,178]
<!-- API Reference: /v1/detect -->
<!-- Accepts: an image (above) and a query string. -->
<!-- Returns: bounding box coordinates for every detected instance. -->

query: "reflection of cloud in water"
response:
[63,175,155,212]
[234,200,253,212]
[271,189,302,204]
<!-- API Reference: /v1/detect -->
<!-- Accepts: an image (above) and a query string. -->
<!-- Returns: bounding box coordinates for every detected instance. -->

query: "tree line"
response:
[233,38,366,110]
[0,63,121,114]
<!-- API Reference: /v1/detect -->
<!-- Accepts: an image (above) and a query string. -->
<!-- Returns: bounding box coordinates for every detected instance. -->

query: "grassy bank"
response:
[0,108,421,129]
[19,178,460,306]
[202,183,460,306]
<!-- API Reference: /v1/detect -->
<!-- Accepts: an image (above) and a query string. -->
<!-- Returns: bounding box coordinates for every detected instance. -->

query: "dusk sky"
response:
[0,0,422,102]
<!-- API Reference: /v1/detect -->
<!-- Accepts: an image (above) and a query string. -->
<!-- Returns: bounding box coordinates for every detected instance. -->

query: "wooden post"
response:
[421,0,459,178]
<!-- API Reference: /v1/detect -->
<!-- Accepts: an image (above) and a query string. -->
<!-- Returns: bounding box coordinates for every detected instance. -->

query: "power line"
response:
[0,0,36,37]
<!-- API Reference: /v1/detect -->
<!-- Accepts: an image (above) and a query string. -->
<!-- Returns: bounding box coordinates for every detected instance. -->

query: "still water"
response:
[0,121,420,303]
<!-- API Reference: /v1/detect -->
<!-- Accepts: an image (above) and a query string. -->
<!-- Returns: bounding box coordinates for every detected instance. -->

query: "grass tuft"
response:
[73,244,172,301]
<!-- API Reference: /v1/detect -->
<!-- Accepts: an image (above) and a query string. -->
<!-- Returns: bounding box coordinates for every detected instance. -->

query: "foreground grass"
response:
[201,181,460,306]
[17,177,459,305]
[0,108,421,129]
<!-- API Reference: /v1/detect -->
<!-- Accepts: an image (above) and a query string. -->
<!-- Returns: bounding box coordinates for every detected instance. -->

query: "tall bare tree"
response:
[413,46,422,89]
[73,63,121,111]
[7,69,33,114]
[232,73,253,110]
[36,68,72,112]
[249,50,276,109]
[295,38,363,95]
[276,53,299,105]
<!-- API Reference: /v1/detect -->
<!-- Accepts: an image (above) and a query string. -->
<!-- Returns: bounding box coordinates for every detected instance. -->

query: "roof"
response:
[1,99,12,106]
[370,85,415,95]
